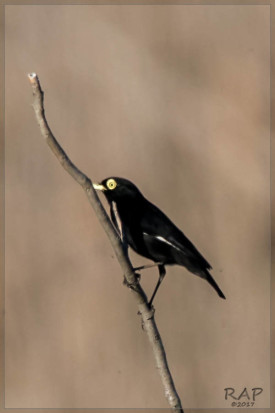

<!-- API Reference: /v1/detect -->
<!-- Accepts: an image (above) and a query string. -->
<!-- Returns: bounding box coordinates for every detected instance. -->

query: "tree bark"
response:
[28,73,184,413]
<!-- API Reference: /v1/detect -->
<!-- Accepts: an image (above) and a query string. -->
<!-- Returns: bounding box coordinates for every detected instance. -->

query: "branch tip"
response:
[28,72,38,84]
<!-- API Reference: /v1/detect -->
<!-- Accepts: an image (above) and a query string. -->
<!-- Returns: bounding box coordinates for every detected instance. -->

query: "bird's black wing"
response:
[140,199,212,271]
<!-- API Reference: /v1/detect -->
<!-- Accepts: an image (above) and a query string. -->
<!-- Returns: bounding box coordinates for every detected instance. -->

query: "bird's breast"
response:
[115,201,151,255]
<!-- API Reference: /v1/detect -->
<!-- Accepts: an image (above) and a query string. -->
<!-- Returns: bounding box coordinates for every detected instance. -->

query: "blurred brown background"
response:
[5,4,270,409]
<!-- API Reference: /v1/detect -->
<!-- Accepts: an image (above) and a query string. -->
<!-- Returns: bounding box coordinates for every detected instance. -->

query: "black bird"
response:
[93,177,225,305]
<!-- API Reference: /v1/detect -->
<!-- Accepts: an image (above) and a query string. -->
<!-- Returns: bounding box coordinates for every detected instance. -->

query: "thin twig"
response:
[28,73,184,413]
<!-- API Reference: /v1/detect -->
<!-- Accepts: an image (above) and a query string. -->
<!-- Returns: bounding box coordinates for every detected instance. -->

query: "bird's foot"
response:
[135,272,141,282]
[146,304,155,317]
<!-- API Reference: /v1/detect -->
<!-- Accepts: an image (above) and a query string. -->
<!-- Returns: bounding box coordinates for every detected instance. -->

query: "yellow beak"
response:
[93,182,106,191]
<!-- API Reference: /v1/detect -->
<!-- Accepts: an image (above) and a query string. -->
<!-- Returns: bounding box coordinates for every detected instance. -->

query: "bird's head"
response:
[93,177,143,203]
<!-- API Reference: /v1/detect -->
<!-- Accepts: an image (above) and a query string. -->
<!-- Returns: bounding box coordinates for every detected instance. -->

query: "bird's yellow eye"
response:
[106,178,117,190]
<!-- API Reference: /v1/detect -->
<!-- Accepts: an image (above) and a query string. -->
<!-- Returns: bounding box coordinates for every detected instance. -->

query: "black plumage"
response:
[93,177,225,305]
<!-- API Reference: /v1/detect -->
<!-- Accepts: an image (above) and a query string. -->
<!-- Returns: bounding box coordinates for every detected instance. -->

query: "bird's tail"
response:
[204,270,226,299]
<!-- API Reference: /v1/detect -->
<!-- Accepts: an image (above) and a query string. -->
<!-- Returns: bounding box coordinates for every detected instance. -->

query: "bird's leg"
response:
[134,262,162,272]
[148,264,166,307]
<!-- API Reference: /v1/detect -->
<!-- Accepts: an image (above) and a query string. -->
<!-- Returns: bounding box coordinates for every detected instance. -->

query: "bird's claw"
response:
[147,304,155,316]
[134,272,141,282]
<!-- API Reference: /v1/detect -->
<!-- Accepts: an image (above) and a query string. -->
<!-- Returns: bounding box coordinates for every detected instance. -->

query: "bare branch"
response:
[28,73,184,413]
